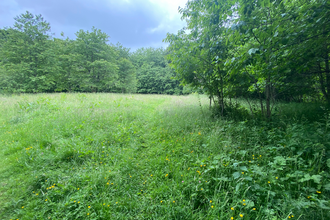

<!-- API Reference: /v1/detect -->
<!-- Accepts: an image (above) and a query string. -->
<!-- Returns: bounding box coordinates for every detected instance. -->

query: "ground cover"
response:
[0,93,329,219]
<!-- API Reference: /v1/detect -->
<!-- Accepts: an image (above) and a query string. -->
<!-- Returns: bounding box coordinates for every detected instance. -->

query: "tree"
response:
[131,47,182,94]
[74,27,118,92]
[165,0,330,118]
[0,11,56,92]
[111,43,137,93]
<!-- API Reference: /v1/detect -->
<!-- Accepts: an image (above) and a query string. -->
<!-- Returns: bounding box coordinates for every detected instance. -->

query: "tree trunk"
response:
[325,50,330,104]
[318,63,328,102]
[266,74,271,118]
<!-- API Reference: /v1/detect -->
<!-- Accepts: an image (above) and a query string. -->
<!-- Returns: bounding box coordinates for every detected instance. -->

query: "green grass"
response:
[0,93,329,220]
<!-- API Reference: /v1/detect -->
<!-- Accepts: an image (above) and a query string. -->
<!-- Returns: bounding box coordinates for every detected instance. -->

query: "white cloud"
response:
[147,0,187,34]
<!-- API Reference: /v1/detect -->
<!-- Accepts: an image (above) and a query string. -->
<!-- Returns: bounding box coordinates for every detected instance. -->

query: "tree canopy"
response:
[0,11,184,95]
[165,0,330,117]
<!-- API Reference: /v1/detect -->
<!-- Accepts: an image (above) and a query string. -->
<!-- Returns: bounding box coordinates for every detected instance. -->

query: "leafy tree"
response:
[74,27,118,92]
[165,0,330,117]
[0,11,56,92]
[111,43,137,93]
[131,47,182,94]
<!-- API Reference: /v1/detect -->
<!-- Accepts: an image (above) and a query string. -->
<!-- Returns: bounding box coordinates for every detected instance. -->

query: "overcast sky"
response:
[0,0,188,50]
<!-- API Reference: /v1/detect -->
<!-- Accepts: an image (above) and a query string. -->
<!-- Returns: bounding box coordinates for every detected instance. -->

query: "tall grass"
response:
[0,93,329,219]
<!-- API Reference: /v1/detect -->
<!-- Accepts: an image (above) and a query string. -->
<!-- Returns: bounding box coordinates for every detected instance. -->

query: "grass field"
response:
[0,93,329,220]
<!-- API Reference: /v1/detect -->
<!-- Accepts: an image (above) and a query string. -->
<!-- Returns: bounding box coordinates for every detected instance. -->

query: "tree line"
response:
[165,0,330,117]
[0,11,184,95]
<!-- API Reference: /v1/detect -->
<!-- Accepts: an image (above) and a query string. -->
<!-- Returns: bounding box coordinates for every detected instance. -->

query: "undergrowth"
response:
[0,93,329,220]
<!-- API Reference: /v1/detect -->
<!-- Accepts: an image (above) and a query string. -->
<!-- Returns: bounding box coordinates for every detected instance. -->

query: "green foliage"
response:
[0,94,329,219]
[165,0,330,117]
[0,12,179,95]
[0,12,56,93]
[131,47,183,95]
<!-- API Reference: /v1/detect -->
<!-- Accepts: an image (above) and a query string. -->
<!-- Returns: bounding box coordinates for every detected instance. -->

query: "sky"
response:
[0,0,188,50]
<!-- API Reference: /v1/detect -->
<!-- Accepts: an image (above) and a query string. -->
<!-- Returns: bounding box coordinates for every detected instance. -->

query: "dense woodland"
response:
[0,12,184,95]
[165,0,330,117]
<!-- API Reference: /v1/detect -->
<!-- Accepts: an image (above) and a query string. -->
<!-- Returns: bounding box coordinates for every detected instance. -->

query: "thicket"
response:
[165,0,330,118]
[0,12,183,94]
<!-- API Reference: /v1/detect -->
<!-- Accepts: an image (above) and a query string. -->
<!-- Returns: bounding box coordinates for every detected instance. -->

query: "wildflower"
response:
[242,199,245,202]
[201,188,203,190]
[116,202,118,204]
[78,201,80,203]
[87,213,89,215]
[231,207,234,210]
[316,191,321,194]
[241,172,244,174]
[231,217,234,220]
[182,181,184,183]
[161,201,163,203]
[88,206,91,208]
[291,215,294,217]
[74,201,76,203]
[307,196,311,199]
[211,206,214,208]
[150,174,153,177]
[200,165,203,167]
[107,182,109,185]
[276,177,278,179]
[249,161,251,163]
[165,174,168,177]
[22,206,24,209]
[253,208,256,210]
[243,203,246,206]
[103,203,105,205]
[77,188,79,190]
[210,200,212,203]
[268,181,270,184]
[45,199,47,201]
[173,201,175,203]
[240,214,243,217]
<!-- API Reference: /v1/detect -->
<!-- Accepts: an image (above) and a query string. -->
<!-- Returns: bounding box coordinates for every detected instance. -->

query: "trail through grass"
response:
[0,93,329,219]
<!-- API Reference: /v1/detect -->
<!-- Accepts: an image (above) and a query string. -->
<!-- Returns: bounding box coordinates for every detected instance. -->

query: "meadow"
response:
[0,93,329,220]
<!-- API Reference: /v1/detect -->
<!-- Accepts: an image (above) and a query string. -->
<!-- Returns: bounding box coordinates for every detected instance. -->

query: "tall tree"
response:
[74,27,118,92]
[0,11,55,92]
[111,43,137,93]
